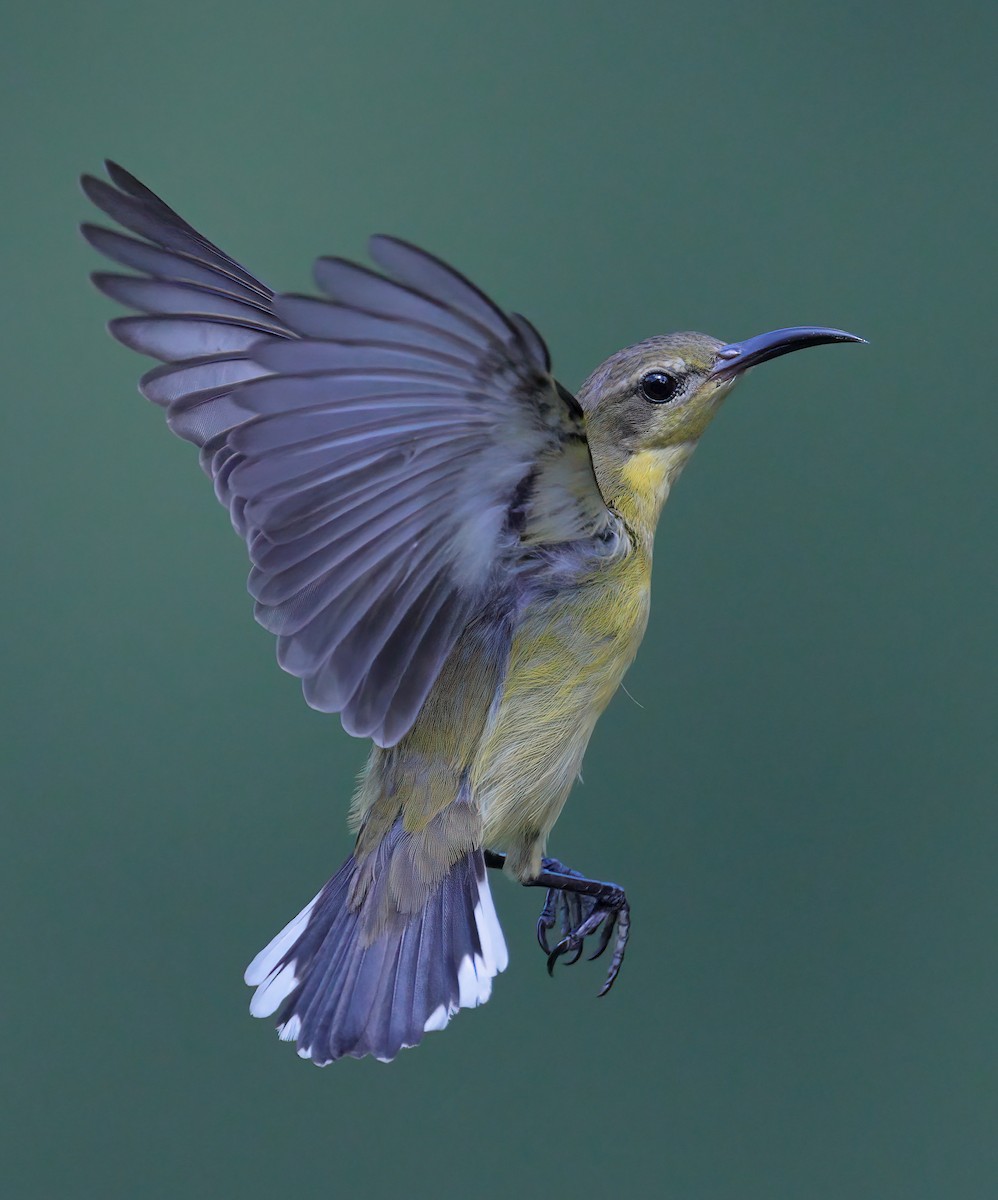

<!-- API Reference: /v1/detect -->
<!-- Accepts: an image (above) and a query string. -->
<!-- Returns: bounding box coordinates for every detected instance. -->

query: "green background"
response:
[4,1,996,1196]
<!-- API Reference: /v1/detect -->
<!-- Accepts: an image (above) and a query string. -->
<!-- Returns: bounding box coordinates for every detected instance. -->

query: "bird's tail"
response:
[244,846,507,1064]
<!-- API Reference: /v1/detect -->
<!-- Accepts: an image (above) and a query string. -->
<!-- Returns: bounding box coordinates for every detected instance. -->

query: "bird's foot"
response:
[531,857,630,997]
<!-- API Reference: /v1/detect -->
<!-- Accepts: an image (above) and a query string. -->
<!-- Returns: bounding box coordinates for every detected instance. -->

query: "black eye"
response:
[639,371,680,404]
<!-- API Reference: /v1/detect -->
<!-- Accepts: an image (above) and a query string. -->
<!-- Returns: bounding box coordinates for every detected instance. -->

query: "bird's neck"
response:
[593,442,696,547]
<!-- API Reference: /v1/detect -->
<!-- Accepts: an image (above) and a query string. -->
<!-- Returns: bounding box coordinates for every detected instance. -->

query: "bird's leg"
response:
[530,858,630,995]
[482,850,630,994]
[485,848,579,959]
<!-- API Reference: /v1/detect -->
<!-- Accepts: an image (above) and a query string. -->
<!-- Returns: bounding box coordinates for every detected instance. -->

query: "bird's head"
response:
[579,326,865,535]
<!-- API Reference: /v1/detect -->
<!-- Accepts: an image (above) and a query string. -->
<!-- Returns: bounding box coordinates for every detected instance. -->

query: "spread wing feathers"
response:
[83,163,615,746]
[81,161,291,456]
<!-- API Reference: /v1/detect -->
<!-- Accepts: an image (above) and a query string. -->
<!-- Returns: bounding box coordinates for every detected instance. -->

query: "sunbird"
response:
[82,161,863,1064]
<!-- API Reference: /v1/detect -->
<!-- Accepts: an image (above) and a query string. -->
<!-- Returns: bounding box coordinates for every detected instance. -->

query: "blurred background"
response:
[3,1,996,1196]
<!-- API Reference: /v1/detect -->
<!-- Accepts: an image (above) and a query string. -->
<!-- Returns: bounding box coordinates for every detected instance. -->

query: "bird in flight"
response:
[82,161,864,1065]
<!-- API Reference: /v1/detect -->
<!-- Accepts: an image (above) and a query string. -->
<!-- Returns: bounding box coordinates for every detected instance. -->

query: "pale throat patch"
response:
[622,441,695,506]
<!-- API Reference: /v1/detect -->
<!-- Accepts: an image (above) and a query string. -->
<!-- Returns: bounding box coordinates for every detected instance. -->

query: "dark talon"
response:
[560,891,579,943]
[536,919,552,955]
[525,857,631,993]
[587,910,617,962]
[562,936,586,967]
[596,904,630,997]
[536,888,558,954]
[546,930,583,973]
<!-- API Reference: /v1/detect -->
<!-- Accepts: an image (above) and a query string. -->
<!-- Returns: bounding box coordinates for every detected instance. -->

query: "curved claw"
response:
[546,935,584,975]
[562,938,586,967]
[596,905,630,997]
[587,911,617,962]
[536,887,560,953]
[530,864,631,993]
[537,916,553,955]
[597,967,622,997]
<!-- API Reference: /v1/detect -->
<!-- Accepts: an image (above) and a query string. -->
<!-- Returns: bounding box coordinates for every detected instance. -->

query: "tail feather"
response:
[244,850,507,1064]
[244,887,323,1017]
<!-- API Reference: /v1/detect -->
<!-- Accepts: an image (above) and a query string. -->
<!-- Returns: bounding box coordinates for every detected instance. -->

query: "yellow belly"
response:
[473,551,651,878]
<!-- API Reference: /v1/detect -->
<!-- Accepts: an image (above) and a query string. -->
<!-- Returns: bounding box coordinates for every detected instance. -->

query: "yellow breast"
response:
[472,546,652,876]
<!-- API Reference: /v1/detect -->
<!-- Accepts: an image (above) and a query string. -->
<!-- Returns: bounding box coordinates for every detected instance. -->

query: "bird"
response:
[81,160,864,1065]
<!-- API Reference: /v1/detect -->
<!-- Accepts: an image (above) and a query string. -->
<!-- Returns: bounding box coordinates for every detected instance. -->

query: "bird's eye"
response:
[639,371,680,404]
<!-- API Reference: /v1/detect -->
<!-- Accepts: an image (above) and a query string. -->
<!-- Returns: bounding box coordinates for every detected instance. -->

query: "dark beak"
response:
[710,326,867,380]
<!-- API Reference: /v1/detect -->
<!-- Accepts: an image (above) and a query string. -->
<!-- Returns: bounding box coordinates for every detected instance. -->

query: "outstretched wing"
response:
[83,162,618,746]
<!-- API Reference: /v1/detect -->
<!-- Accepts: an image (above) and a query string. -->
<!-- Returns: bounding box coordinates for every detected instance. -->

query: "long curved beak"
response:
[711,326,867,380]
